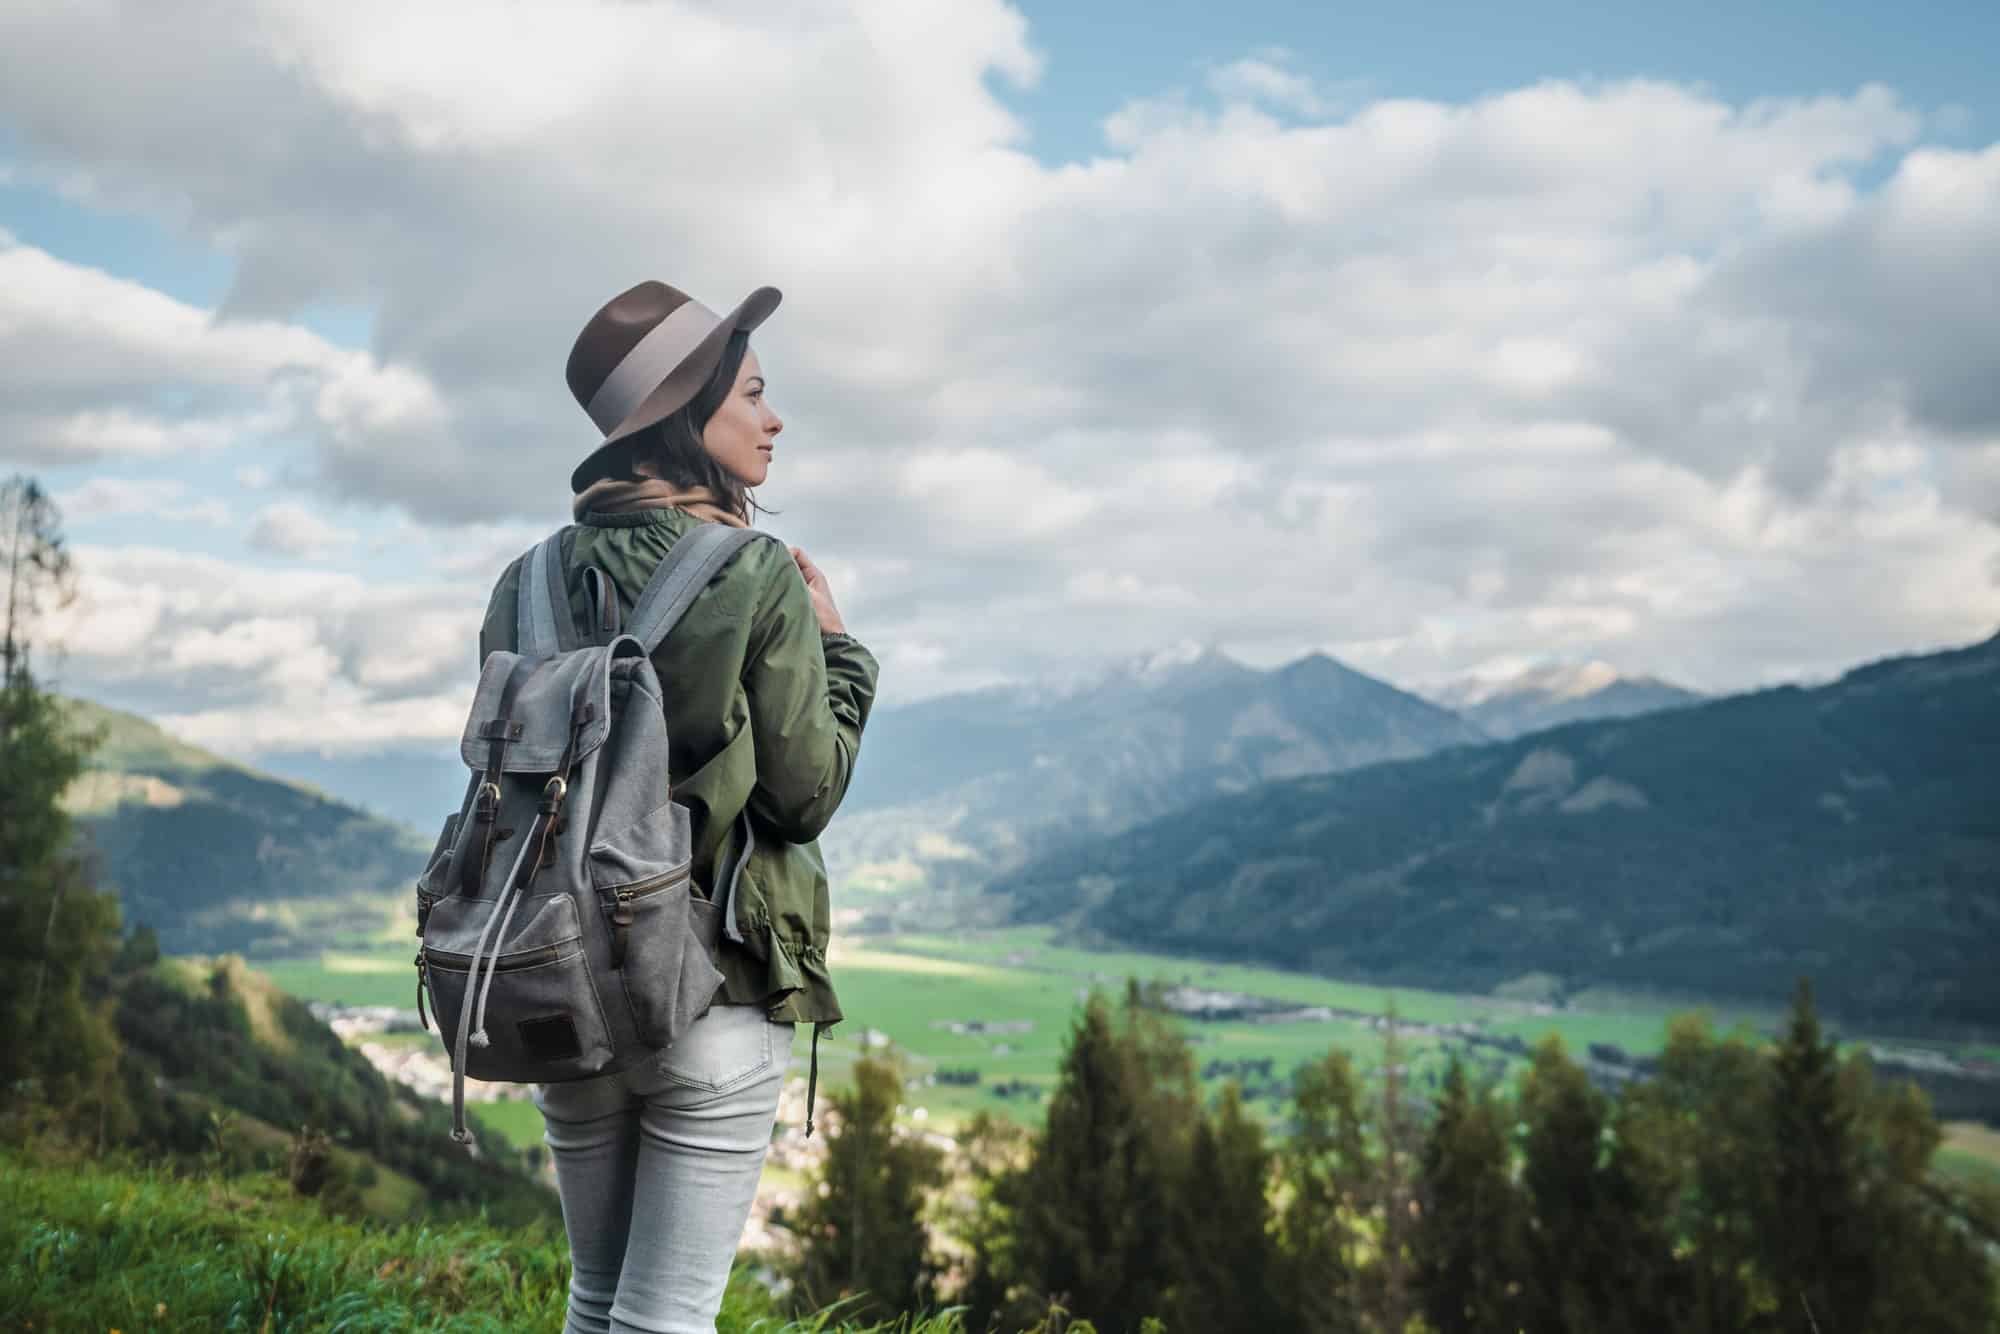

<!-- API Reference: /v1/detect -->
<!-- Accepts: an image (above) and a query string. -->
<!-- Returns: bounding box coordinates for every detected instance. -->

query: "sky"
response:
[3,0,1998,784]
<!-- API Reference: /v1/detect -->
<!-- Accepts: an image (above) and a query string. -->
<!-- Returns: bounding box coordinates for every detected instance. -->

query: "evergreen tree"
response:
[1517,1035,1673,1334]
[1615,1012,1772,1333]
[1164,1081,1283,1333]
[1357,1003,1423,1334]
[0,477,126,1145]
[1762,977,1877,1334]
[1274,1046,1370,1333]
[1413,1054,1527,1334]
[968,984,1195,1333]
[792,1052,946,1320]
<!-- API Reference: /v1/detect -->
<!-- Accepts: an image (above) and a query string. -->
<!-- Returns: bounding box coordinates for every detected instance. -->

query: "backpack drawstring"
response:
[449,822,543,1147]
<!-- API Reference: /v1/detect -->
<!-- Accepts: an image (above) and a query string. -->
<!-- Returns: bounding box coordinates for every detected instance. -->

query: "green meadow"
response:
[247,923,2000,1191]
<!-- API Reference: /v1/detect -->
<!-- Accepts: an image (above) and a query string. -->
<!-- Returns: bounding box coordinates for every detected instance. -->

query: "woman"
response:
[476,279,877,1334]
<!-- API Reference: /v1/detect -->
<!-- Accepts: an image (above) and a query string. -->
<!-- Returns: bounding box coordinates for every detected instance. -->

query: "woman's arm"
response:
[741,546,879,843]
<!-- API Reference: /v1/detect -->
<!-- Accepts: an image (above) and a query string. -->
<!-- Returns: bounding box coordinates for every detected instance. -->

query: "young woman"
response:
[476,279,876,1334]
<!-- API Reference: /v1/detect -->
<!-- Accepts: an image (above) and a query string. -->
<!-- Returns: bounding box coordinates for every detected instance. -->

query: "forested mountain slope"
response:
[59,697,429,955]
[995,629,2000,1032]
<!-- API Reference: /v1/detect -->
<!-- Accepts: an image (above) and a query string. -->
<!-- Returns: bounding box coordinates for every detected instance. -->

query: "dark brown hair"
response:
[597,329,773,523]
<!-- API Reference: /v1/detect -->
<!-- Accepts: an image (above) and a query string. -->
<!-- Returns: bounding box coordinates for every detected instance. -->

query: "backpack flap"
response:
[458,645,620,775]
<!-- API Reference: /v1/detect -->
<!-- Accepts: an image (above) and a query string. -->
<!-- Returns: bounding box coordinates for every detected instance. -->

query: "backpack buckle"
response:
[473,781,501,822]
[539,775,568,814]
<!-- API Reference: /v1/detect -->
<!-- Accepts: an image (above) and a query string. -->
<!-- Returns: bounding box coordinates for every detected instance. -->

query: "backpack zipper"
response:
[603,864,693,966]
[422,937,577,972]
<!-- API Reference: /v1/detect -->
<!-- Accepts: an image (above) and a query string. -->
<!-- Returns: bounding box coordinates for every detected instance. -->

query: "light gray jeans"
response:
[532,1002,796,1334]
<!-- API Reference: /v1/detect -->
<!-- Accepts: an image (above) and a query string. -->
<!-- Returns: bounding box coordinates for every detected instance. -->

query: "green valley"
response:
[249,924,2000,1196]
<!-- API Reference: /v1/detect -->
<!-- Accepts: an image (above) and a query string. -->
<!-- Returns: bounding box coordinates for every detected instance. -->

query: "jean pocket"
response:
[655,1003,782,1094]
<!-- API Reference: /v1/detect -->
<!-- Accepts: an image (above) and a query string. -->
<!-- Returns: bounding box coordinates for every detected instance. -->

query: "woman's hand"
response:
[789,545,847,636]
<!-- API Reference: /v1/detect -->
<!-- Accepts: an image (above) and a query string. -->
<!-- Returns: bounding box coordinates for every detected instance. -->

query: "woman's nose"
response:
[767,410,783,436]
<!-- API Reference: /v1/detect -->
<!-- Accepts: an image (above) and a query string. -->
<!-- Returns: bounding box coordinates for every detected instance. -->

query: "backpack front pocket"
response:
[422,892,615,1082]
[590,801,724,1049]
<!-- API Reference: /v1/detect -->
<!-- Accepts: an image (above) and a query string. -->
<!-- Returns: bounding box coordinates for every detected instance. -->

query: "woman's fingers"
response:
[787,544,844,633]
[790,545,825,586]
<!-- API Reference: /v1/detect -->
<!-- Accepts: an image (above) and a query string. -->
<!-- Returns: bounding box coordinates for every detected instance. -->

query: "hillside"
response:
[0,1148,947,1332]
[994,629,2000,1033]
[58,696,429,956]
[111,949,554,1226]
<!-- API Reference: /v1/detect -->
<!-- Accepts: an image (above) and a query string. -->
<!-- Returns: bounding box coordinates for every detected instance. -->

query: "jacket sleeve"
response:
[741,546,879,843]
[475,556,523,666]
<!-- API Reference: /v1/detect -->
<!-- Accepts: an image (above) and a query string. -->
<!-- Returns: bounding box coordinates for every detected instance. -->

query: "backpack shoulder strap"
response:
[515,527,584,657]
[626,524,772,653]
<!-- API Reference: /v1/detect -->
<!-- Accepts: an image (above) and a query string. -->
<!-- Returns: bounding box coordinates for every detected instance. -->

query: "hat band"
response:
[585,298,722,435]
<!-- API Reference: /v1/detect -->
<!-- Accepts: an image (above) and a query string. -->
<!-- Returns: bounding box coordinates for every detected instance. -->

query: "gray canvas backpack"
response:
[412,522,774,1147]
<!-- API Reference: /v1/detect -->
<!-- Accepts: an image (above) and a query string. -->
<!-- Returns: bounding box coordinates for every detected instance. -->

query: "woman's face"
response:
[700,347,781,488]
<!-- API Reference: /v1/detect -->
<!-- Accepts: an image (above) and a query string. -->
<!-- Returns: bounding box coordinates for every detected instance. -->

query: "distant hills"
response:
[992,630,2000,1033]
[1422,660,1704,740]
[826,643,1714,921]
[828,644,1493,912]
[59,697,428,956]
[846,642,1485,818]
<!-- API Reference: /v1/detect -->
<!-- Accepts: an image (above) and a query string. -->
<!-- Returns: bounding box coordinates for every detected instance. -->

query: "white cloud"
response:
[0,235,451,470]
[40,544,485,755]
[52,476,230,526]
[247,500,356,559]
[1206,53,1349,119]
[0,1,1994,729]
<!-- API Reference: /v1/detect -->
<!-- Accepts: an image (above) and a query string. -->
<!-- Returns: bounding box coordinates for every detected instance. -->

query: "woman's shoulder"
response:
[722,528,804,604]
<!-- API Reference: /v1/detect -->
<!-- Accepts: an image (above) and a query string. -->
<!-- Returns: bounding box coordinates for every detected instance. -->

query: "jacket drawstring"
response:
[805,1021,823,1137]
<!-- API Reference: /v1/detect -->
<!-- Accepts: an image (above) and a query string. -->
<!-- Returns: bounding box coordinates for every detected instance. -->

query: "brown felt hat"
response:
[565,279,781,491]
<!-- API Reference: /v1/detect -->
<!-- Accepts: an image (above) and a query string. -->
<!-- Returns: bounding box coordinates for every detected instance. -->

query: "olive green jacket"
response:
[477,507,878,1027]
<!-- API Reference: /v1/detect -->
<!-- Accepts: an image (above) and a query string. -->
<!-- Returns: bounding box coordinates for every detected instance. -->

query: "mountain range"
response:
[1420,660,1704,740]
[823,644,1710,922]
[59,697,429,956]
[992,628,2000,1033]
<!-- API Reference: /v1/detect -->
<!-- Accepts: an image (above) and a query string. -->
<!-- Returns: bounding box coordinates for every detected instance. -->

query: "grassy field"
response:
[248,925,2000,1178]
[2,1146,965,1332]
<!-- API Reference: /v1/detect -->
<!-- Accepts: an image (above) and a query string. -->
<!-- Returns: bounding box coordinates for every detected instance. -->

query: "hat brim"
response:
[568,285,782,493]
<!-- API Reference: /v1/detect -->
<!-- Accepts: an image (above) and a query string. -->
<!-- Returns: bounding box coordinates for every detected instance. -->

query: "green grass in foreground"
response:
[1,1145,966,1332]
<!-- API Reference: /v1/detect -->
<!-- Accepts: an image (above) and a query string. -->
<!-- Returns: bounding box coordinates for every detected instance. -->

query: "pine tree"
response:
[1164,1081,1283,1333]
[0,475,127,1145]
[1413,1054,1527,1334]
[1517,1034,1673,1334]
[792,1051,946,1320]
[1763,977,1876,1334]
[1614,1011,1772,1333]
[1274,1046,1369,1333]
[969,984,1196,1333]
[1360,1002,1423,1334]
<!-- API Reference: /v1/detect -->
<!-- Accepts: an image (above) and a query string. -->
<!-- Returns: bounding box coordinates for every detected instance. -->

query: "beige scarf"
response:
[570,473,749,527]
